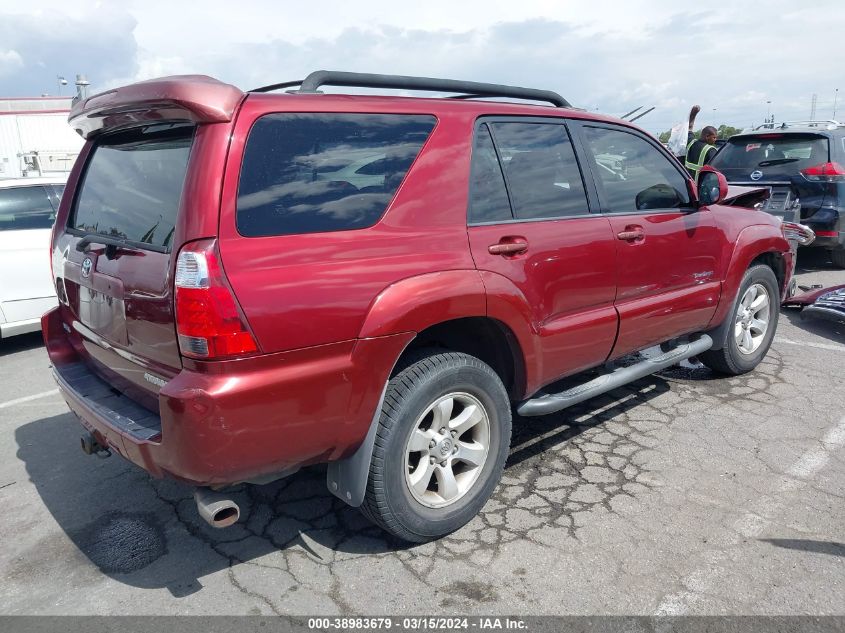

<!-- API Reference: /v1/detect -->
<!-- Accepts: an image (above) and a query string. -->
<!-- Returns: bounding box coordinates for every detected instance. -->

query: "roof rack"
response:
[753,119,841,131]
[250,70,571,108]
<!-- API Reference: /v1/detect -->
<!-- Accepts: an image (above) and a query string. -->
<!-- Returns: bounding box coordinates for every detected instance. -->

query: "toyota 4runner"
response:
[43,71,792,542]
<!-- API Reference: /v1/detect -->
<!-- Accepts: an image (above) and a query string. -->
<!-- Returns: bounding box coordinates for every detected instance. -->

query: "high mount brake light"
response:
[174,239,259,359]
[800,161,845,182]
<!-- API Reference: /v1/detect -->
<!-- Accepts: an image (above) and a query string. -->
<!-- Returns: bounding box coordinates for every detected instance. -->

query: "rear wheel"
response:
[700,264,779,375]
[831,248,845,269]
[361,350,511,542]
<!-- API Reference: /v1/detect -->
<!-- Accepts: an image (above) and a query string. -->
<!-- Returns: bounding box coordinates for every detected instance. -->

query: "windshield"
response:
[71,124,194,251]
[710,134,828,172]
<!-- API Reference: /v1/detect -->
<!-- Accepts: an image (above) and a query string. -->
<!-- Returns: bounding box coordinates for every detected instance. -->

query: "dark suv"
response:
[708,121,845,267]
[44,71,791,542]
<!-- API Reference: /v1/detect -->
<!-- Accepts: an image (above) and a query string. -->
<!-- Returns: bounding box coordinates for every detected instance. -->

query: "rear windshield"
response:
[237,113,436,237]
[71,124,194,251]
[710,134,829,171]
[0,186,55,231]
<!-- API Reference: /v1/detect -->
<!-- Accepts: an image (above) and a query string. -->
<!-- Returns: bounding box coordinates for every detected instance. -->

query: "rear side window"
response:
[489,122,588,220]
[72,124,194,251]
[0,186,55,231]
[468,124,512,223]
[582,126,690,212]
[237,113,436,237]
[710,134,829,171]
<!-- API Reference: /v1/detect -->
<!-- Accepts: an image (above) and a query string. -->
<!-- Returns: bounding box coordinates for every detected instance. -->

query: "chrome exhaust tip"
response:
[194,488,240,528]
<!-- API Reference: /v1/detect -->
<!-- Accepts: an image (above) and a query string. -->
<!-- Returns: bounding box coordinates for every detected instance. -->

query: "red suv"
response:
[43,71,792,542]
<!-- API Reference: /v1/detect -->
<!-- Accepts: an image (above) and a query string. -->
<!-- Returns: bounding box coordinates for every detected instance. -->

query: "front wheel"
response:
[361,350,511,542]
[700,264,779,375]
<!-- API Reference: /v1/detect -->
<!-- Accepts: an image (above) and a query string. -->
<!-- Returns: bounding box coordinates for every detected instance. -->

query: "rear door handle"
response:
[488,238,529,256]
[617,227,645,242]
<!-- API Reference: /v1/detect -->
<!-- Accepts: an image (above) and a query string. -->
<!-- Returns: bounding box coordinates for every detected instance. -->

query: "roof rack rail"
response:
[753,119,841,131]
[250,70,571,108]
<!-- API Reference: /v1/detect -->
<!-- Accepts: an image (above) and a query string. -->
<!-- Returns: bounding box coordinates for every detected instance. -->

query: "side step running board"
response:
[516,334,713,417]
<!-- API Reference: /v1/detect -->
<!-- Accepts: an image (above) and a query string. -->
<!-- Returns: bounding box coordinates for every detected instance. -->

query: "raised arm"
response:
[688,105,701,132]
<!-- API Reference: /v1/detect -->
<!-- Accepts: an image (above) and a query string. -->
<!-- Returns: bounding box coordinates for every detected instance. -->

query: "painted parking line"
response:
[655,414,845,615]
[777,336,845,352]
[0,389,60,410]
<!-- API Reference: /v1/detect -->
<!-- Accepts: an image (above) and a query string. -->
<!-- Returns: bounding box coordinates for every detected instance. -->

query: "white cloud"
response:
[1,0,844,132]
[0,49,24,76]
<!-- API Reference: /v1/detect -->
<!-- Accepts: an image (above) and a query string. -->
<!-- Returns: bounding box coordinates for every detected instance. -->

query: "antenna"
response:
[620,106,643,120]
[628,106,655,123]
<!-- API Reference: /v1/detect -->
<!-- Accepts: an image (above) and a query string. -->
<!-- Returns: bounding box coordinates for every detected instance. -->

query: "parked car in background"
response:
[44,72,791,542]
[0,177,63,338]
[708,121,845,267]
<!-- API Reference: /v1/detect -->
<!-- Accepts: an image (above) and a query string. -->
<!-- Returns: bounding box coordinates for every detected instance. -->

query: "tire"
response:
[700,264,779,376]
[360,349,511,542]
[831,248,845,269]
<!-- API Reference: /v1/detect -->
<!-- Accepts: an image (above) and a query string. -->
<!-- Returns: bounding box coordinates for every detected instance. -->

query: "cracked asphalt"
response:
[1,251,843,616]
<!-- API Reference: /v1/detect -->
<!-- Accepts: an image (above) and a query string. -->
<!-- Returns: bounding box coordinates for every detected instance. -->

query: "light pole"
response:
[56,75,67,95]
[766,100,771,122]
[834,88,839,120]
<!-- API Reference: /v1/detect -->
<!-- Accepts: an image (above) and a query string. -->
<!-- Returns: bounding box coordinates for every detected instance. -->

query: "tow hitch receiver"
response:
[80,432,111,458]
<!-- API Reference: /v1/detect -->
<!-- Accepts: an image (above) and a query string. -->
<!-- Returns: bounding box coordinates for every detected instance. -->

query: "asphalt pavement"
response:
[1,250,843,616]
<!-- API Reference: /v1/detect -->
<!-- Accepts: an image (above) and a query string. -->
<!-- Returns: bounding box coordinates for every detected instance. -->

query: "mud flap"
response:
[326,385,387,507]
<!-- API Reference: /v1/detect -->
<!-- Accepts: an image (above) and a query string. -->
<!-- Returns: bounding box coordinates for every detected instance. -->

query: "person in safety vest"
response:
[684,105,718,181]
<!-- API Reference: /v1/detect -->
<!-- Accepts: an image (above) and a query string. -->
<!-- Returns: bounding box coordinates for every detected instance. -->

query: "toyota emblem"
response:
[750,170,763,181]
[81,257,93,279]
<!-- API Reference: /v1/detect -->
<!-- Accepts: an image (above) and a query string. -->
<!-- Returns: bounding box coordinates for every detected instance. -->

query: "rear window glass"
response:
[72,124,194,251]
[710,135,829,171]
[0,186,55,231]
[237,113,436,237]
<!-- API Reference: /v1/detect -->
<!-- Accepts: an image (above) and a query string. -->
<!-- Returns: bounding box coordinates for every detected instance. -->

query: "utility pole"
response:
[810,93,817,119]
[74,74,90,101]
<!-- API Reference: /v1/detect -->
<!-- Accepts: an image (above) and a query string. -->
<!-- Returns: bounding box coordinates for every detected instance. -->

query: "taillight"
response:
[800,162,845,182]
[174,239,259,359]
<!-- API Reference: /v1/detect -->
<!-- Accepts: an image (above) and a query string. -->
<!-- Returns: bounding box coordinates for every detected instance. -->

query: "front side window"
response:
[582,126,690,213]
[72,124,194,250]
[237,113,436,237]
[0,186,55,231]
[488,122,588,220]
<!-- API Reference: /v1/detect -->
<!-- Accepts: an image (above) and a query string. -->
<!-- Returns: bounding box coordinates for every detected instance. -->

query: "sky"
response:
[1,0,843,134]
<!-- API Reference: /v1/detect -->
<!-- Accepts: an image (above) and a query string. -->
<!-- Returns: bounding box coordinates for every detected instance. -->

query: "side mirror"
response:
[697,166,729,206]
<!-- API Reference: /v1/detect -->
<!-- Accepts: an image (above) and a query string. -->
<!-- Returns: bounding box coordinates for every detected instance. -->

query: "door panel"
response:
[468,120,618,389]
[577,123,721,356]
[608,212,721,354]
[470,220,618,385]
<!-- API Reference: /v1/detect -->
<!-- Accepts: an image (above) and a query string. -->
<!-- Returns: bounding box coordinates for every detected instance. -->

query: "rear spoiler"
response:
[68,75,244,139]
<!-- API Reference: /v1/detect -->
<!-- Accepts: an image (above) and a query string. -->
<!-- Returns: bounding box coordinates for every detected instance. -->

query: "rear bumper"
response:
[43,306,412,486]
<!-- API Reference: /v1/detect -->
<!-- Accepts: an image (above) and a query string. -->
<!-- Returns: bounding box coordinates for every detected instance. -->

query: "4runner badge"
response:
[750,170,763,181]
[81,257,93,279]
[144,373,167,388]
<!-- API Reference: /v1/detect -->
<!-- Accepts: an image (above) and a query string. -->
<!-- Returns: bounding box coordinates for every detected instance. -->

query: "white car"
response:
[0,177,65,338]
